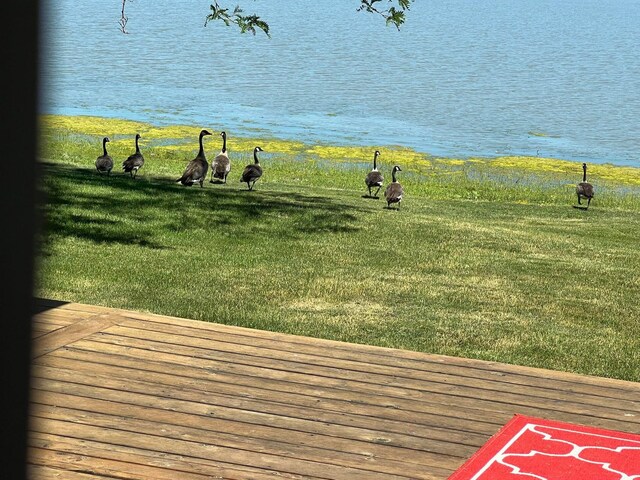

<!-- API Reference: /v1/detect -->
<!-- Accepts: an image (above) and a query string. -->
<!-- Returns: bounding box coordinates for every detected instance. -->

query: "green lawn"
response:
[34,115,640,382]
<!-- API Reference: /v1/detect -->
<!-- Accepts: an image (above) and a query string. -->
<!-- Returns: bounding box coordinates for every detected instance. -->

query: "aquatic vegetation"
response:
[306,143,431,168]
[228,136,306,155]
[40,114,149,137]
[488,156,640,186]
[437,159,466,166]
[528,130,561,138]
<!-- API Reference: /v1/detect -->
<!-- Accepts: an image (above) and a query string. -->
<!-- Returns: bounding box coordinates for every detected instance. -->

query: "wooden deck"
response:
[28,298,640,480]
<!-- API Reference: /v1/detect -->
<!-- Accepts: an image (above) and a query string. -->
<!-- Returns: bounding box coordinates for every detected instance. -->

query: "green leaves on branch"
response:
[204,1,412,36]
[119,1,413,36]
[204,2,270,37]
[357,0,413,30]
[385,7,406,29]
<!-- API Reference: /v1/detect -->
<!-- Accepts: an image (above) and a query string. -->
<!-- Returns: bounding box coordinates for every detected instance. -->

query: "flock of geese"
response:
[95,129,595,210]
[95,130,271,193]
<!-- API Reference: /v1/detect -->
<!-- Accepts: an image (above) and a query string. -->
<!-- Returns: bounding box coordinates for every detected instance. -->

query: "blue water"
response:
[40,0,640,166]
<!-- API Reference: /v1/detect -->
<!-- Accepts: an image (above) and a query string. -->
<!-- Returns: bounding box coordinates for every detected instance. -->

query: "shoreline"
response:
[39,114,640,189]
[40,111,640,171]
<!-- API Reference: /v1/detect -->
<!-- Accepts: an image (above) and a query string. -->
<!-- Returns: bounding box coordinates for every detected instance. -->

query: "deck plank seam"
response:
[95,324,640,403]
[32,350,640,436]
[64,335,640,419]
[29,384,479,457]
[31,313,126,359]
[112,314,640,392]
[41,302,640,389]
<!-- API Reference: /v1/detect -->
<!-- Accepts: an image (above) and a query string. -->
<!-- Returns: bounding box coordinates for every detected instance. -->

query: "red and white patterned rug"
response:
[448,414,640,480]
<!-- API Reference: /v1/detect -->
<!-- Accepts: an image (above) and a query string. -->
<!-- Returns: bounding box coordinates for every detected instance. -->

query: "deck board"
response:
[28,298,640,479]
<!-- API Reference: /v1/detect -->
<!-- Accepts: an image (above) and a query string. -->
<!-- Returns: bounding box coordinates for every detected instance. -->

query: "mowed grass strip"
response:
[34,115,640,382]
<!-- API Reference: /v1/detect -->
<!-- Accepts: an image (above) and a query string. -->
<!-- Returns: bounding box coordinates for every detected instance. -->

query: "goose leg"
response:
[367,186,372,197]
[587,197,591,209]
[374,186,381,198]
[577,194,582,205]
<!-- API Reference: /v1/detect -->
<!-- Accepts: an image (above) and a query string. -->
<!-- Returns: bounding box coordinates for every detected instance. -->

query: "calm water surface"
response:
[41,0,640,166]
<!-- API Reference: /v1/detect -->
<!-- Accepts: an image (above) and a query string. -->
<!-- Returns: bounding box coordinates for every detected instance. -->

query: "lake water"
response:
[40,0,640,166]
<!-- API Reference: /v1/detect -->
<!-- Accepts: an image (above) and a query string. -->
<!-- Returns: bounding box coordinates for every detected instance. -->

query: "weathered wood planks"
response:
[27,299,640,479]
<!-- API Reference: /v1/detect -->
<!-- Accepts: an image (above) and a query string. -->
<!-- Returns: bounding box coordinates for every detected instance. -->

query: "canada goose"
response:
[210,131,230,184]
[576,162,594,208]
[176,129,212,187]
[240,146,264,191]
[384,165,403,209]
[365,150,384,198]
[95,137,113,175]
[122,133,144,178]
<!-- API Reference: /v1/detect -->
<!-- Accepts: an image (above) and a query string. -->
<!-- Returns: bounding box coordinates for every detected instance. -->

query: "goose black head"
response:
[393,165,402,173]
[254,146,264,153]
[135,133,141,139]
[103,137,110,143]
[582,162,587,170]
[200,129,212,137]
[374,150,380,157]
[220,131,226,138]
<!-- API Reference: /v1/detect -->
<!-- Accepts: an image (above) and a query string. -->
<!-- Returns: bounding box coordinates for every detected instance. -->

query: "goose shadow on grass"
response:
[36,162,363,252]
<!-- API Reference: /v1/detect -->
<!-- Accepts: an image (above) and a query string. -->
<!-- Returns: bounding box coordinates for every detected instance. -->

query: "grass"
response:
[34,114,640,382]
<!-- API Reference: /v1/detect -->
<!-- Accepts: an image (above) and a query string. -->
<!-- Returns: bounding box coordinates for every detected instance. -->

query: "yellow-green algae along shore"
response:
[39,114,640,208]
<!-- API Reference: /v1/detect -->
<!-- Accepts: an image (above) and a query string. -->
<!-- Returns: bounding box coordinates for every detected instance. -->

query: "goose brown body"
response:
[95,137,113,175]
[210,131,231,183]
[122,133,144,178]
[240,146,264,191]
[384,165,403,209]
[177,129,212,187]
[576,162,594,208]
[365,150,384,197]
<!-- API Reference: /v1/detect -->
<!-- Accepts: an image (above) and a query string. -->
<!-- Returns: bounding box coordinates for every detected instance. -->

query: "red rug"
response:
[448,414,640,480]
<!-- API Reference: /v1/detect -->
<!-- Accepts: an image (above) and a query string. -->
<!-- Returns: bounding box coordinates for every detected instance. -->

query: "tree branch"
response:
[356,0,413,30]
[204,2,270,37]
[119,0,129,34]
[118,1,413,35]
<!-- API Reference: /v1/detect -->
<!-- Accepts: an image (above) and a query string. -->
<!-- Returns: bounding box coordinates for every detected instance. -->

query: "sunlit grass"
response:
[35,115,640,382]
